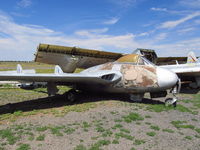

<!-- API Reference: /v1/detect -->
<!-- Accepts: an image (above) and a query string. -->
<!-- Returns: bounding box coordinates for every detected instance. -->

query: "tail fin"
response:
[54,65,63,74]
[187,51,198,63]
[17,64,23,73]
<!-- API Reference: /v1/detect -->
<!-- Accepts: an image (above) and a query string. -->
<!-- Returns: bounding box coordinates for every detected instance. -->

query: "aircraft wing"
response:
[35,44,123,72]
[157,53,199,65]
[157,57,188,65]
[0,65,121,85]
[161,64,200,93]
[161,64,200,77]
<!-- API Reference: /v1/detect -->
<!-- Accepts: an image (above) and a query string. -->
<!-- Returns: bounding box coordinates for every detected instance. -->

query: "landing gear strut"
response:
[47,82,59,96]
[165,79,181,107]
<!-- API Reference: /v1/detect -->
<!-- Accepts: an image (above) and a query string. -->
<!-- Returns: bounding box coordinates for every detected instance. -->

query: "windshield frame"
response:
[140,56,155,66]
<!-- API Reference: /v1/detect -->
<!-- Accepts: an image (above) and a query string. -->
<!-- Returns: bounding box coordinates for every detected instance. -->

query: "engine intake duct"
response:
[101,74,115,81]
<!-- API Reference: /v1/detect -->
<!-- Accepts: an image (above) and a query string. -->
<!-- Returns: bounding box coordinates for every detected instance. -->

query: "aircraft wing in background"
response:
[161,52,200,90]
[35,44,123,73]
[161,64,200,76]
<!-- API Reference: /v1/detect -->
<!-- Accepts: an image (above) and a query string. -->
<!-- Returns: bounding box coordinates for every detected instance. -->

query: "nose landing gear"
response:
[165,97,177,107]
[165,79,181,107]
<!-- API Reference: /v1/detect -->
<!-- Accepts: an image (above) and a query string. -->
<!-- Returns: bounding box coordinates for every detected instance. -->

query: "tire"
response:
[66,89,77,102]
[173,101,177,107]
[129,94,143,102]
[165,98,177,107]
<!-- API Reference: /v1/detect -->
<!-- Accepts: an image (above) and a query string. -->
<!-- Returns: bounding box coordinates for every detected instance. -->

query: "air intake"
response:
[101,74,115,81]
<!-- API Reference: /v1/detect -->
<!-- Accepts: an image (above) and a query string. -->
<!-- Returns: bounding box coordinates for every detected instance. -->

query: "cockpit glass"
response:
[115,54,155,66]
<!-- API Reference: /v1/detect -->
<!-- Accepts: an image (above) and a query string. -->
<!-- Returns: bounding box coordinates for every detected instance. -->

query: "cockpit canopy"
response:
[116,54,155,66]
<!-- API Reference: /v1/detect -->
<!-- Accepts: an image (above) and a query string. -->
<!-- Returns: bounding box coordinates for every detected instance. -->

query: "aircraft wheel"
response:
[129,94,143,102]
[67,90,77,102]
[173,101,177,107]
[165,98,176,107]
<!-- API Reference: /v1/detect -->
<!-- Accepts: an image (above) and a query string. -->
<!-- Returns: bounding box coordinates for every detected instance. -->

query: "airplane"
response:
[0,54,180,106]
[161,52,200,89]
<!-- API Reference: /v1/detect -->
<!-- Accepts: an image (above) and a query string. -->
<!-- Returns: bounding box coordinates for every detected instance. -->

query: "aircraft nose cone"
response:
[157,67,178,89]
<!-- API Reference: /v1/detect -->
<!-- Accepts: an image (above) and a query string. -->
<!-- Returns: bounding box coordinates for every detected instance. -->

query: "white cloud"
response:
[154,33,168,41]
[160,12,200,29]
[75,28,108,35]
[17,0,32,8]
[109,0,137,8]
[103,17,119,25]
[179,0,200,8]
[177,27,195,33]
[0,12,200,61]
[151,7,167,12]
[0,13,139,60]
[74,28,109,38]
[136,29,156,37]
[194,19,200,24]
[151,38,200,56]
[137,32,149,37]
[11,12,29,17]
[150,7,191,15]
[70,34,138,51]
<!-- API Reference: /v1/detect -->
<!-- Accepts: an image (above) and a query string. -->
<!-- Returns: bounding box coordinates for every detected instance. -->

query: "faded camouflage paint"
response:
[97,62,158,90]
[116,54,139,63]
[120,64,158,88]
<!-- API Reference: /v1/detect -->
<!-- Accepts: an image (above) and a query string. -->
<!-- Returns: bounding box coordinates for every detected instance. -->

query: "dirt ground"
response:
[0,87,199,150]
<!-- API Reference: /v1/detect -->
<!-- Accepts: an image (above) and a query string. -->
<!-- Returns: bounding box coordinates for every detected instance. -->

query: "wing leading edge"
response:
[0,65,122,85]
[161,65,200,76]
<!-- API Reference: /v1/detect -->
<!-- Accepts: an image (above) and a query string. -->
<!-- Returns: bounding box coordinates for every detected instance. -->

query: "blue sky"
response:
[0,0,200,60]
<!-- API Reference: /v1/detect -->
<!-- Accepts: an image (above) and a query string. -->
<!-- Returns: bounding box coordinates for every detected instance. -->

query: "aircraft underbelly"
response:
[76,83,157,94]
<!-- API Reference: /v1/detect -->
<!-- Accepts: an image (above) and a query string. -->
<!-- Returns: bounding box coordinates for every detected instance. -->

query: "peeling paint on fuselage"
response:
[120,65,158,88]
[99,63,158,88]
[82,62,158,93]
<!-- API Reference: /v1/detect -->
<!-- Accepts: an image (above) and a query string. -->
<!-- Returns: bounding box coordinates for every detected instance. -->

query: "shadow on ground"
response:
[0,92,164,115]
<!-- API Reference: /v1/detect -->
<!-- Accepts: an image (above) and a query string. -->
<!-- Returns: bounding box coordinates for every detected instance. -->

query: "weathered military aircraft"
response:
[0,54,180,106]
